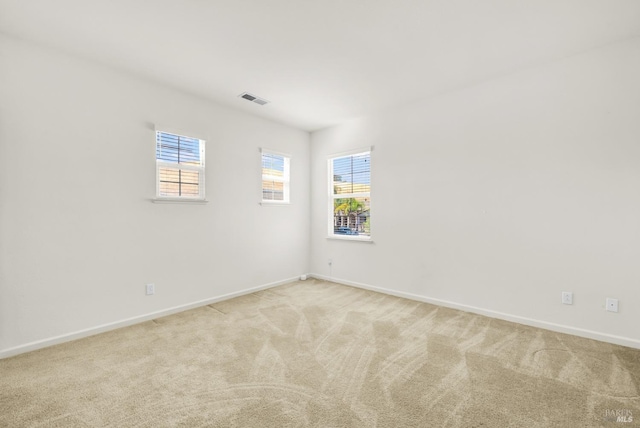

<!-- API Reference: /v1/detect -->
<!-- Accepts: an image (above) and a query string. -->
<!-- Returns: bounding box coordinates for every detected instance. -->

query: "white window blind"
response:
[156,131,205,200]
[262,151,290,203]
[329,151,371,238]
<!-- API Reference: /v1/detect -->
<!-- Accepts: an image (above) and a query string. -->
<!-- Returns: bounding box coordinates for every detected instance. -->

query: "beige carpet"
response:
[1,279,639,427]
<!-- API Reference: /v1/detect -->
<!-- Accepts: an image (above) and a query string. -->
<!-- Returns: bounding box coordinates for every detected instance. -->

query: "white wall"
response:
[310,37,640,348]
[0,35,310,355]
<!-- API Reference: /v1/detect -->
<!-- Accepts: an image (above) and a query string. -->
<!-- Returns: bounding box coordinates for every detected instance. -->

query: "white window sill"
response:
[327,236,374,243]
[260,201,291,206]
[152,198,208,204]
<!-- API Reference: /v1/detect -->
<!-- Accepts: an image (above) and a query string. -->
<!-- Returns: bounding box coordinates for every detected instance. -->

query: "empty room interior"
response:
[1,1,639,427]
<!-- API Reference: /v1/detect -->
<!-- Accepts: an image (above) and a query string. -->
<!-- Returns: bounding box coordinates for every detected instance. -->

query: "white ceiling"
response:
[1,1,640,131]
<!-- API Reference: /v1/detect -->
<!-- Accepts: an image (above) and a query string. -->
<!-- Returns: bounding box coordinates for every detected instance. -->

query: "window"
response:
[261,150,290,204]
[156,131,205,200]
[329,151,371,239]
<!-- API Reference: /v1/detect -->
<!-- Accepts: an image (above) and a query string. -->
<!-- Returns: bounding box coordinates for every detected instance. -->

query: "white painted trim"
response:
[333,192,370,199]
[260,201,291,206]
[259,147,292,159]
[326,236,373,243]
[156,161,204,172]
[152,198,208,204]
[309,274,640,350]
[0,276,301,359]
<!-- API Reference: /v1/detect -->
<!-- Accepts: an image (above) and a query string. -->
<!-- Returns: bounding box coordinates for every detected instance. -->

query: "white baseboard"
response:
[310,273,640,350]
[0,276,301,359]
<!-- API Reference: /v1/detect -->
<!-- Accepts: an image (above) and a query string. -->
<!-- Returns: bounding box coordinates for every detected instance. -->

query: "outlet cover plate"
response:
[606,298,618,312]
[561,292,573,305]
[146,283,155,295]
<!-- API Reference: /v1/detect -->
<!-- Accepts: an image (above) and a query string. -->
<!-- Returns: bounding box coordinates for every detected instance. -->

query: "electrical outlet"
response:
[561,292,573,305]
[606,298,618,313]
[146,283,155,295]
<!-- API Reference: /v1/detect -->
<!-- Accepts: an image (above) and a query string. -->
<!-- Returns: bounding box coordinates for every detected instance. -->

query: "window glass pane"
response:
[333,152,370,195]
[262,180,284,201]
[156,132,202,166]
[159,181,180,197]
[262,153,285,178]
[179,136,201,166]
[158,167,200,197]
[333,197,370,237]
[180,183,199,197]
[156,133,180,163]
[159,167,180,184]
[180,170,199,185]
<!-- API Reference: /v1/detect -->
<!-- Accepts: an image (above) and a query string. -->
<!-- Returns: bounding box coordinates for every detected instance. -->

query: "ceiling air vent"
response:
[239,92,269,106]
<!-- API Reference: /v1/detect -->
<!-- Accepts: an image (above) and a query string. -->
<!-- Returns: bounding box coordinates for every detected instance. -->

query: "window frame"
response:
[260,148,291,205]
[155,130,206,202]
[328,148,372,241]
